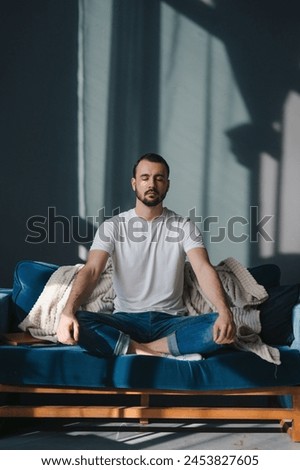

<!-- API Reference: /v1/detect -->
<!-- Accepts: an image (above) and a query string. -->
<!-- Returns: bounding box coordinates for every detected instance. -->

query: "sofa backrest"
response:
[12,260,58,329]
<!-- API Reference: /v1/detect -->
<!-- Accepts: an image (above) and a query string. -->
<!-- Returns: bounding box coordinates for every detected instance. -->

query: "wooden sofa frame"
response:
[0,384,300,441]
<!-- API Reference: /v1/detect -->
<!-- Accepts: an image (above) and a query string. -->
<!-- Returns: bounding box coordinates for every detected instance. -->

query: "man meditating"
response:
[56,153,299,361]
[57,153,235,360]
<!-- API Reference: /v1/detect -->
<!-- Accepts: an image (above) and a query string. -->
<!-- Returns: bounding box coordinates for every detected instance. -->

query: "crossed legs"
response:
[76,310,221,358]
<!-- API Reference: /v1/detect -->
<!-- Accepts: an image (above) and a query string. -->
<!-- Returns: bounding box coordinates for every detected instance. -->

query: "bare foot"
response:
[127,340,164,357]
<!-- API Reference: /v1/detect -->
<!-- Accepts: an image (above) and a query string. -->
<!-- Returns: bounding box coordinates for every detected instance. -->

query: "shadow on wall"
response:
[103,0,161,215]
[161,0,300,282]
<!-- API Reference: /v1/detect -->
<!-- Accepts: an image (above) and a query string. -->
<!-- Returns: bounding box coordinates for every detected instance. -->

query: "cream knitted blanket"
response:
[183,257,269,314]
[19,257,280,365]
[19,259,115,342]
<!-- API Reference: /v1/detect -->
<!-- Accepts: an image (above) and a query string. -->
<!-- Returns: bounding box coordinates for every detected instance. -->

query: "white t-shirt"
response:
[90,208,205,314]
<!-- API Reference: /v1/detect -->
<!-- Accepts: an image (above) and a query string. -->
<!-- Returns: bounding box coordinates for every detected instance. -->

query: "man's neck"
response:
[134,201,165,221]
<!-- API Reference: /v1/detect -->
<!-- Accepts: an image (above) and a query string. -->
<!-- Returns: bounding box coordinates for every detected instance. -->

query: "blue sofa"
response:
[1,260,300,440]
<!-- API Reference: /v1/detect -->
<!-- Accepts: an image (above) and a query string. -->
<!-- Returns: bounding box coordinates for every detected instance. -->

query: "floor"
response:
[1,418,300,450]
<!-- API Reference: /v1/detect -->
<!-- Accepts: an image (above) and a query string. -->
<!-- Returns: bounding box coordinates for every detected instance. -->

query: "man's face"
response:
[131,160,170,207]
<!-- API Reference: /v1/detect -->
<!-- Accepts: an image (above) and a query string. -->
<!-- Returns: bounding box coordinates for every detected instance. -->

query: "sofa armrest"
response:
[0,289,12,334]
[290,303,300,350]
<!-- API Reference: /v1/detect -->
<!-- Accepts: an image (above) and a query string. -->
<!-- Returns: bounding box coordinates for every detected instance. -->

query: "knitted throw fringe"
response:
[19,257,280,365]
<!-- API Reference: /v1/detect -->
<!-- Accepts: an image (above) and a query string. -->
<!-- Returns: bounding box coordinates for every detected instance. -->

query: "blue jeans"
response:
[76,310,223,358]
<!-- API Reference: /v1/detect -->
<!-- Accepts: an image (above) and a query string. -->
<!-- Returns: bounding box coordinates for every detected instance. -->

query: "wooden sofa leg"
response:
[280,419,292,434]
[139,393,150,425]
[287,393,300,442]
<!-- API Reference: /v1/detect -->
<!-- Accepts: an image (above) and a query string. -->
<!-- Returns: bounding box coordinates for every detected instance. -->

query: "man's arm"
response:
[187,247,236,344]
[56,249,109,344]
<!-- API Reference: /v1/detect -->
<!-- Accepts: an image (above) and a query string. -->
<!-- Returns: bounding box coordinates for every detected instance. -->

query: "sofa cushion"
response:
[12,260,58,328]
[0,343,300,391]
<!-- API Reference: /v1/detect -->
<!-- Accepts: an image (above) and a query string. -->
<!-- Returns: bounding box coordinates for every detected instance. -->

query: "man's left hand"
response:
[213,312,236,344]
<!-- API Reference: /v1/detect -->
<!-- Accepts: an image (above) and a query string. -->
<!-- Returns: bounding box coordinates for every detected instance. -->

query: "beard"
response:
[135,188,168,207]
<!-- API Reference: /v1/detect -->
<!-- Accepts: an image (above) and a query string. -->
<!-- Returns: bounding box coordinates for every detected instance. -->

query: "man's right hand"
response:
[55,249,109,345]
[56,312,79,345]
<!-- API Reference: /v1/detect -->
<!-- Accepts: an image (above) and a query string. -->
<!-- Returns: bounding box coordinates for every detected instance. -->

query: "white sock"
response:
[163,353,203,361]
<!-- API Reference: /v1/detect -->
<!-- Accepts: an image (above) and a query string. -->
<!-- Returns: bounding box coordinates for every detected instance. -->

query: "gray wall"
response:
[0,0,79,286]
[0,0,299,287]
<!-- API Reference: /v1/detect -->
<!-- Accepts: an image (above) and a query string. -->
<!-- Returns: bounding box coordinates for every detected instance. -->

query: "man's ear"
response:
[131,177,136,191]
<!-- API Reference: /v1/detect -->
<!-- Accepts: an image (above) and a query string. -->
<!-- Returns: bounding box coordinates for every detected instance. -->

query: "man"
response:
[57,153,236,359]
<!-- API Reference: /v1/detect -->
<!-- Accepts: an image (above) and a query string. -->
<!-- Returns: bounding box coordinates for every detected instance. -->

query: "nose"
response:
[148,177,156,188]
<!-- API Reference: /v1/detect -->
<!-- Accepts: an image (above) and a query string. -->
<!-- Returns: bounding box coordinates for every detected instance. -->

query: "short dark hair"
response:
[132,153,170,178]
